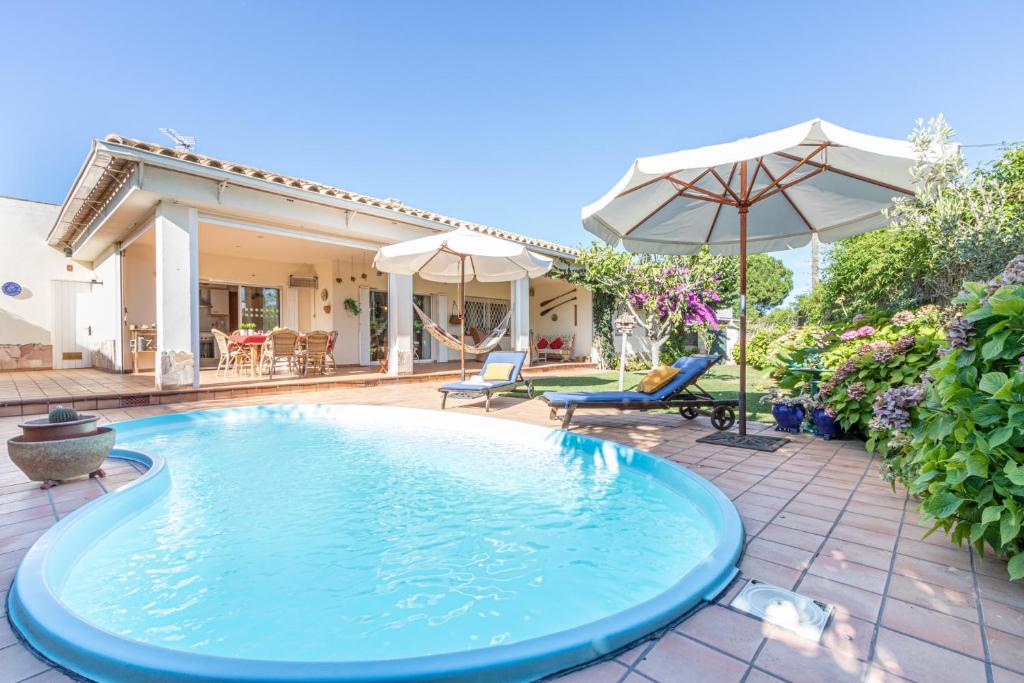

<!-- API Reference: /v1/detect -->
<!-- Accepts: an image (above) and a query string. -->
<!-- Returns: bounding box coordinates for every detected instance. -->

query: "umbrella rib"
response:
[749,142,830,203]
[745,158,764,202]
[616,167,713,199]
[772,152,915,195]
[709,167,741,203]
[751,166,825,204]
[622,191,685,237]
[704,163,737,242]
[665,170,732,203]
[759,163,816,232]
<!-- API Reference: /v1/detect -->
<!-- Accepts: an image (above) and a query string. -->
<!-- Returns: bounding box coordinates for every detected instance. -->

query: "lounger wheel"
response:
[679,406,699,420]
[526,381,535,399]
[711,406,736,431]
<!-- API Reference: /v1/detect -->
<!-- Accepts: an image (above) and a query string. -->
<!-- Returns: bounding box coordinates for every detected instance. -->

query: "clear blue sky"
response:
[2,1,1021,300]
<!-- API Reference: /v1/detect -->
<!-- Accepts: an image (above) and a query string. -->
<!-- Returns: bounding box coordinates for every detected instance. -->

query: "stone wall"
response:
[0,343,53,370]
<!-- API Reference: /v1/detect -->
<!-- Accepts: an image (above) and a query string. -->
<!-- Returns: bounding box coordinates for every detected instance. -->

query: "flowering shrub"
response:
[874,255,1024,579]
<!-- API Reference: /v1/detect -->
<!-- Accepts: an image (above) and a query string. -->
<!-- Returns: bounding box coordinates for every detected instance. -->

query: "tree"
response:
[703,252,793,315]
[818,116,1024,319]
[563,243,724,368]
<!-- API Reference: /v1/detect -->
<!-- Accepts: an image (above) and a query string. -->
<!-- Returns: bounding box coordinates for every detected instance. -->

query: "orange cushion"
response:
[537,338,548,349]
[549,337,563,350]
[637,365,680,394]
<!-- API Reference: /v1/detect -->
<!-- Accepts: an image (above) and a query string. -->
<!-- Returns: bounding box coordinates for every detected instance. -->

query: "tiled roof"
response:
[103,134,579,256]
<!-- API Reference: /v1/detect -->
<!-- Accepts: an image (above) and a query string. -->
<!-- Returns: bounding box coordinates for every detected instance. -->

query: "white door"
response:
[52,280,94,369]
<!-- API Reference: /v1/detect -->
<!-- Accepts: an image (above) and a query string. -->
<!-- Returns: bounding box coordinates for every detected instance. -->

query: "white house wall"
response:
[0,197,93,370]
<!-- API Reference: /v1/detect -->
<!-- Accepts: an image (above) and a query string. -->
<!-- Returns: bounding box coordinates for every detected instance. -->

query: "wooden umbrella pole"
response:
[459,254,466,380]
[738,159,749,437]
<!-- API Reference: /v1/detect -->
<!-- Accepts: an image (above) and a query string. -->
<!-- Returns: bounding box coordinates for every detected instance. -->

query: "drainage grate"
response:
[731,580,833,642]
[120,395,151,407]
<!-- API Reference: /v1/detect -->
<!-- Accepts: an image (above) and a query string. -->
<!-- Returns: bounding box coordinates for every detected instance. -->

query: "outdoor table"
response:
[228,333,306,377]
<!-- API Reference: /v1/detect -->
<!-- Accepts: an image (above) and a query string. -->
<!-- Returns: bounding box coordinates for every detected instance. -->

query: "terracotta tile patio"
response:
[1,382,1020,682]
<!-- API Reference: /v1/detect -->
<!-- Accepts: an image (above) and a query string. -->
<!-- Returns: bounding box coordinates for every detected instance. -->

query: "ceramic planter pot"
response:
[812,409,843,440]
[7,427,114,489]
[18,415,100,442]
[771,403,805,433]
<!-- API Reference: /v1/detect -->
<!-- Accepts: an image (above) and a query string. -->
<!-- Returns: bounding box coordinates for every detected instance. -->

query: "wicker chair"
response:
[212,329,250,377]
[260,329,301,379]
[324,331,338,373]
[302,331,331,376]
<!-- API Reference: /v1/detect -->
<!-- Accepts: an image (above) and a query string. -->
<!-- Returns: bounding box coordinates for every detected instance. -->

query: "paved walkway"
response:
[2,384,1021,682]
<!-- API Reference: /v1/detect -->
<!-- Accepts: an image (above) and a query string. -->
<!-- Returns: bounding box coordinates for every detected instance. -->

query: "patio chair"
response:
[540,354,737,430]
[211,329,250,377]
[324,331,338,373]
[302,331,331,376]
[439,351,533,412]
[260,329,301,379]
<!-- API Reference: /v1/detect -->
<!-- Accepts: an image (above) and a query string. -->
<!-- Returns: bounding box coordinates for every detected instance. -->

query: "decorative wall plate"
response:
[320,288,329,301]
[2,281,22,297]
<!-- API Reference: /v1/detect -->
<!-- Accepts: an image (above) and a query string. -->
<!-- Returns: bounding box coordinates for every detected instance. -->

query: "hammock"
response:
[413,303,512,355]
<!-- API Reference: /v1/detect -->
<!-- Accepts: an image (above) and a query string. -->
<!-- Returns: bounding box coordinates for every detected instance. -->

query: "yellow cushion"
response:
[637,365,680,393]
[482,362,516,381]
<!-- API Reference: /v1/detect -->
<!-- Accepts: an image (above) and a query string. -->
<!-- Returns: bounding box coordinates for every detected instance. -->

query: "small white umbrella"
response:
[373,227,553,378]
[583,119,952,447]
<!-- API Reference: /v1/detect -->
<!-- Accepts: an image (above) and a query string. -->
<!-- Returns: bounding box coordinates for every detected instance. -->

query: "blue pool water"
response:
[11,405,742,682]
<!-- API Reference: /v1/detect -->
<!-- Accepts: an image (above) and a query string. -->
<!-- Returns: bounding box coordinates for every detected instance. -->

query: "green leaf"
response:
[1006,462,1024,486]
[991,425,1016,448]
[982,331,1009,360]
[1001,510,1022,546]
[1010,553,1024,581]
[982,505,1004,524]
[966,453,989,477]
[980,372,1010,395]
[927,492,963,519]
[993,380,1016,401]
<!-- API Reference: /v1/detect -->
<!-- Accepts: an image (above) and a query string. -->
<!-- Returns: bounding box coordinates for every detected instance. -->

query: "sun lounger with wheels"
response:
[540,354,737,430]
[439,351,534,411]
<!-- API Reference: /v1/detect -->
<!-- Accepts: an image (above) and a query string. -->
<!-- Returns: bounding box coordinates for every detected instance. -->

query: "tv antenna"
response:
[159,128,196,152]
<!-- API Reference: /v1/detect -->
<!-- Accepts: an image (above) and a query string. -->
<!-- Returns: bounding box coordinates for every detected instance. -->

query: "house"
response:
[0,135,592,388]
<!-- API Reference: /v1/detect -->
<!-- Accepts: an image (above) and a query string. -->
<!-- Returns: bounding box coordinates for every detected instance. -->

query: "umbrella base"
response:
[696,431,789,452]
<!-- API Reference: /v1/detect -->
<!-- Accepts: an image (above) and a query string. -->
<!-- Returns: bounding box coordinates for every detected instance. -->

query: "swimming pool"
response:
[9,405,742,682]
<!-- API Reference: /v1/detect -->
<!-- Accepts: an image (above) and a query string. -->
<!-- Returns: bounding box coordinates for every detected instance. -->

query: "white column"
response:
[435,293,449,362]
[154,201,199,389]
[511,276,531,364]
[387,273,414,375]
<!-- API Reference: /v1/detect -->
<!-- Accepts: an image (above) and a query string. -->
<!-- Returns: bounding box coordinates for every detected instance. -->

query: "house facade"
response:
[0,135,592,387]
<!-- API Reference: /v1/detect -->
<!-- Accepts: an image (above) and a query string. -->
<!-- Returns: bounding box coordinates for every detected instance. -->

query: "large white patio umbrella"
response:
[373,227,553,378]
[583,119,950,449]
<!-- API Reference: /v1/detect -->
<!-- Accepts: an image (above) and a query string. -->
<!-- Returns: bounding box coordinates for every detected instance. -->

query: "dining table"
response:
[228,333,307,377]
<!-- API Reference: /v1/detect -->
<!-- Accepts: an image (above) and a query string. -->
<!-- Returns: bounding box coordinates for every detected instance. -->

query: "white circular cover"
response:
[582,119,955,255]
[374,227,554,283]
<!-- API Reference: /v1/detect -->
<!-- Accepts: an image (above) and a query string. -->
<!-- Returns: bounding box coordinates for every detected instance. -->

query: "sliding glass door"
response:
[367,290,433,362]
[240,286,281,332]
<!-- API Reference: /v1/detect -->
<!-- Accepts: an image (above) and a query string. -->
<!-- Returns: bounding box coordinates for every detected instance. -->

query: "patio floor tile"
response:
[986,626,1024,673]
[807,555,890,594]
[796,574,884,623]
[755,633,865,683]
[872,628,987,682]
[880,598,985,658]
[674,605,766,661]
[635,632,748,682]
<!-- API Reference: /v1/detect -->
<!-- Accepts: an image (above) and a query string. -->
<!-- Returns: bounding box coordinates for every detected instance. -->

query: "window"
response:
[240,287,281,332]
[413,294,432,360]
[463,297,511,335]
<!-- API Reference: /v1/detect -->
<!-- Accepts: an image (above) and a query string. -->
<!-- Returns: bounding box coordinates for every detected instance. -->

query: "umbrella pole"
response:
[459,255,466,381]
[738,204,748,437]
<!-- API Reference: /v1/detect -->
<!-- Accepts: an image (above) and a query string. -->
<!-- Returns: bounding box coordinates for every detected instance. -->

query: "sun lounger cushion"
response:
[541,390,664,406]
[482,362,515,381]
[637,365,681,393]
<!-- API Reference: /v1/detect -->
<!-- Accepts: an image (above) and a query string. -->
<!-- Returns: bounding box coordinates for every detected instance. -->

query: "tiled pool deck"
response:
[2,382,1021,683]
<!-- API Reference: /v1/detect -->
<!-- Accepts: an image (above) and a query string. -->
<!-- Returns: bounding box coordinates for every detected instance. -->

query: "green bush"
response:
[877,256,1024,579]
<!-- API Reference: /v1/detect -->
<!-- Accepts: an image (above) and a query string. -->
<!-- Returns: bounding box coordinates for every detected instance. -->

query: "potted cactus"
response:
[8,406,114,489]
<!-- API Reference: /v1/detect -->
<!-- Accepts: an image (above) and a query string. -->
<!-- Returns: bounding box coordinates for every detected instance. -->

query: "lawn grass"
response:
[504,364,777,423]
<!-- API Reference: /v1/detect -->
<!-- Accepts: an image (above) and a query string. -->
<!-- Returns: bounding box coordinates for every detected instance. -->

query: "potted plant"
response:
[805,395,843,440]
[760,389,806,433]
[344,297,361,316]
[7,406,114,489]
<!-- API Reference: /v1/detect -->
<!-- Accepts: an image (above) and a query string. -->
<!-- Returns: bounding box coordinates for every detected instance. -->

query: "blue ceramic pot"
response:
[812,409,843,440]
[771,403,805,433]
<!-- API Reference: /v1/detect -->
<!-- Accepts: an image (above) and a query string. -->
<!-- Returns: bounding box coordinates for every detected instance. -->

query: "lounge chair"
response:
[440,351,534,411]
[540,354,738,430]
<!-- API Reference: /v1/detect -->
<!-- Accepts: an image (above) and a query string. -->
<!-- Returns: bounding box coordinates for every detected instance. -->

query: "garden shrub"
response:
[875,255,1024,579]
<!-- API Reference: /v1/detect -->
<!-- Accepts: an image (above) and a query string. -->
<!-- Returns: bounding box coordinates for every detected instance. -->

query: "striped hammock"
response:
[413,303,511,354]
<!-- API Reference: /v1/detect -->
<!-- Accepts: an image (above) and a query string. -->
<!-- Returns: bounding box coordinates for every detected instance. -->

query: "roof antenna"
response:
[159,128,196,152]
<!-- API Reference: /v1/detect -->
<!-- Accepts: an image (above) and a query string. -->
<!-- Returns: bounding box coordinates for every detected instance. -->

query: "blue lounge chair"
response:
[439,351,534,411]
[540,354,737,430]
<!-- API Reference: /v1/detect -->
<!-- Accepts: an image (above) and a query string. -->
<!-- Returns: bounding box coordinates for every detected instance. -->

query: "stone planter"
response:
[18,415,100,442]
[7,428,114,489]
